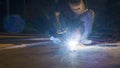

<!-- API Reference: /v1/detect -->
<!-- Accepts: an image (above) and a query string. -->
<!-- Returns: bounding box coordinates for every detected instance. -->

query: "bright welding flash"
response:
[66,30,81,51]
[67,39,79,51]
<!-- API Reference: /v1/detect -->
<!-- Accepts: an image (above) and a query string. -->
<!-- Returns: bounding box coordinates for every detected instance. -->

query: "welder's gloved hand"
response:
[57,28,67,34]
[79,31,92,45]
[80,38,92,45]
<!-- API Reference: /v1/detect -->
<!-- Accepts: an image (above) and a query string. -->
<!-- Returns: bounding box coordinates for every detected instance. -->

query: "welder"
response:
[52,0,94,44]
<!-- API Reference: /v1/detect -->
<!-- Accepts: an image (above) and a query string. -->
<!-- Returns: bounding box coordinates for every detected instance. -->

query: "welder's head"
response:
[68,0,86,15]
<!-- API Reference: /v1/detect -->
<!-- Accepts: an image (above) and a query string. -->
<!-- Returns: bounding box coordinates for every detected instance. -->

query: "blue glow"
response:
[3,15,25,33]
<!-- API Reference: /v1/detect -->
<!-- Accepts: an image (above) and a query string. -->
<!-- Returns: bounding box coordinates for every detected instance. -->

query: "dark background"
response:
[0,0,120,39]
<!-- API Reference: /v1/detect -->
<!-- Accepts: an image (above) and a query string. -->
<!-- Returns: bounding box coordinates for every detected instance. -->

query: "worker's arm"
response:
[80,9,94,40]
[55,11,67,34]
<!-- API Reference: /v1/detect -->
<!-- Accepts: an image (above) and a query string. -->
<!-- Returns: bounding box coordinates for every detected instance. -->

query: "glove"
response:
[57,28,67,34]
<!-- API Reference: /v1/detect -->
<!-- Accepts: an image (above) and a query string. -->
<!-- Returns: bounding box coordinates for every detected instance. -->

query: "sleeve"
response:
[81,9,94,39]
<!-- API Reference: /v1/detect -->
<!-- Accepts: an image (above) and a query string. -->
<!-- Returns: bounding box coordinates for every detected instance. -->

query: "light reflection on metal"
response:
[0,41,50,50]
